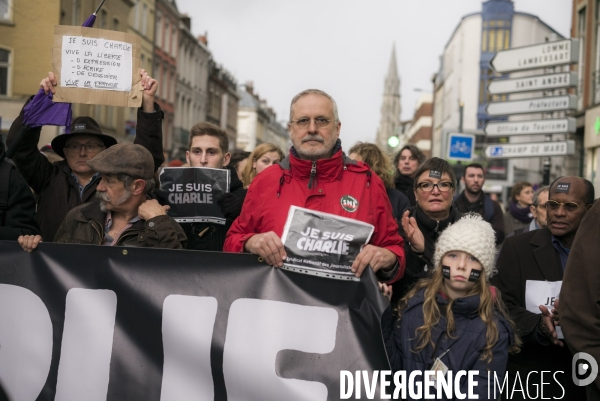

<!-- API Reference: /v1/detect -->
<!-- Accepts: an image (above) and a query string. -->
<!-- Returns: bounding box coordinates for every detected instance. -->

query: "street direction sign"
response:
[490,39,579,73]
[447,133,475,161]
[488,72,578,95]
[484,140,575,159]
[484,118,576,137]
[486,95,577,116]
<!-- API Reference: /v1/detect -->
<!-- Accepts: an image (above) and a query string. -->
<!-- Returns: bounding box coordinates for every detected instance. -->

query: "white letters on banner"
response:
[223,299,338,401]
[61,36,133,91]
[0,290,338,400]
[0,284,53,401]
[55,289,118,401]
[160,295,218,401]
[525,280,563,339]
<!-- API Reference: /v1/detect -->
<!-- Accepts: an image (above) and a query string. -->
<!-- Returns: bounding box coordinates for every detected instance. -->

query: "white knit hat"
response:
[433,213,497,279]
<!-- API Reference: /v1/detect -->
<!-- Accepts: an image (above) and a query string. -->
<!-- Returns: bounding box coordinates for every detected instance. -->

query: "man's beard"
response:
[96,189,132,212]
[465,185,482,196]
[295,134,334,160]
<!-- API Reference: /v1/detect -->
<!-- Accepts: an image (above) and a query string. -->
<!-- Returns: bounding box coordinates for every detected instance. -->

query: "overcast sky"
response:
[175,0,572,149]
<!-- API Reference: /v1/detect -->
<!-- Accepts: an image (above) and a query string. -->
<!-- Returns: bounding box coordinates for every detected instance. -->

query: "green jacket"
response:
[54,199,187,249]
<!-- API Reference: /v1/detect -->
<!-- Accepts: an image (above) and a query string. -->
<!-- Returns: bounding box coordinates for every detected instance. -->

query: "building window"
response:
[0,0,11,21]
[155,14,162,47]
[141,4,147,35]
[112,18,119,31]
[578,7,587,109]
[595,0,600,104]
[99,10,107,29]
[164,20,170,53]
[171,27,177,58]
[481,19,511,53]
[0,48,10,96]
[133,0,140,30]
[72,0,80,25]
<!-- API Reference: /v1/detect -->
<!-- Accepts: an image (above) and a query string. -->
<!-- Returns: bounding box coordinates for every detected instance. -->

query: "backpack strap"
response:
[483,194,494,223]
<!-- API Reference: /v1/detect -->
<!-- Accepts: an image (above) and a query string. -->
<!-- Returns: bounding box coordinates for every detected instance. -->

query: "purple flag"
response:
[23,90,72,133]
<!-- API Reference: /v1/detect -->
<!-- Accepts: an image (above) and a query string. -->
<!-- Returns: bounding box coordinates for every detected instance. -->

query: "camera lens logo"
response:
[572,352,599,386]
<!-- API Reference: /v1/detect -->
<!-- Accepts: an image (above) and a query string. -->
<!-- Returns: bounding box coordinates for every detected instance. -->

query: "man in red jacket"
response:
[224,89,405,282]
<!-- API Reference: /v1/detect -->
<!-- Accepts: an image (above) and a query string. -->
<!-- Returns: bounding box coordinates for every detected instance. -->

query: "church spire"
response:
[376,44,402,152]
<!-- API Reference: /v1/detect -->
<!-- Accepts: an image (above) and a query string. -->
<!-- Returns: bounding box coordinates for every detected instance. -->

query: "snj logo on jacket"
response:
[341,195,359,213]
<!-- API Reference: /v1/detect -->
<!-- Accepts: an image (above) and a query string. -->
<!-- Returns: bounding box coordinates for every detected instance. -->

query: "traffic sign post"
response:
[447,133,475,161]
[484,118,576,137]
[486,95,577,116]
[487,72,578,95]
[484,140,575,159]
[490,39,579,73]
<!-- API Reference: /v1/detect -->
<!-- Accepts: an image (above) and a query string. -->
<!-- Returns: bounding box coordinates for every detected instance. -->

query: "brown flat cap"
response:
[87,143,154,180]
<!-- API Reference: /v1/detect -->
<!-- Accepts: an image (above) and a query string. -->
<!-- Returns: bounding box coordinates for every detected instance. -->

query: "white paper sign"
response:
[525,280,563,339]
[60,36,133,92]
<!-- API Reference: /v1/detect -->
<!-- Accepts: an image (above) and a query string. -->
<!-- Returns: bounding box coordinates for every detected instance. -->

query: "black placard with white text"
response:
[158,167,229,224]
[0,241,389,401]
[280,206,375,281]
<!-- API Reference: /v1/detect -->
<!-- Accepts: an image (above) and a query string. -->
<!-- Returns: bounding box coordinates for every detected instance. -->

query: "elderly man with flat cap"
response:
[7,70,164,243]
[19,144,187,251]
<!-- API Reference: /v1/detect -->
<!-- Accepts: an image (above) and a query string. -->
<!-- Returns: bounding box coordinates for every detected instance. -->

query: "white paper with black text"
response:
[158,167,230,224]
[525,280,563,339]
[280,206,374,281]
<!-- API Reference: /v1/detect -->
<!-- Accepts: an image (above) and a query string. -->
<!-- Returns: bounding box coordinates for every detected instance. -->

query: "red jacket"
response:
[224,148,405,283]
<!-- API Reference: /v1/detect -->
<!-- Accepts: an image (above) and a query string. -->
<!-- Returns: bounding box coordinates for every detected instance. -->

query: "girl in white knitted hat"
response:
[380,214,521,399]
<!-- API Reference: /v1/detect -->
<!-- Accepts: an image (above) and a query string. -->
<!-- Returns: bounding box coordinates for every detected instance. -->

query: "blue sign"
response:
[447,133,475,161]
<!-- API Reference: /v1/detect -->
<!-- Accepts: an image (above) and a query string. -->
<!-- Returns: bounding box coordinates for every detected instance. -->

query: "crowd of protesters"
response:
[2,74,600,400]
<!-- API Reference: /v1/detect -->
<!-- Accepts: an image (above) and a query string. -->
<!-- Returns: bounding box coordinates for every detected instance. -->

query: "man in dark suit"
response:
[492,176,594,400]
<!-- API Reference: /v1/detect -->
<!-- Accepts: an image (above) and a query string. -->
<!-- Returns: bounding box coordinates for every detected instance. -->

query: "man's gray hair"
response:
[118,174,155,195]
[289,89,339,122]
[532,185,549,206]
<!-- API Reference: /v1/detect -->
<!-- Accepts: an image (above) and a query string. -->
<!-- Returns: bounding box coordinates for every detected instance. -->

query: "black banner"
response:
[157,167,229,224]
[0,241,390,401]
[281,207,374,280]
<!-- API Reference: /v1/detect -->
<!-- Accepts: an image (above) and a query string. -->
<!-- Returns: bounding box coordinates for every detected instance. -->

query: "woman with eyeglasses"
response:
[503,181,534,235]
[392,157,462,303]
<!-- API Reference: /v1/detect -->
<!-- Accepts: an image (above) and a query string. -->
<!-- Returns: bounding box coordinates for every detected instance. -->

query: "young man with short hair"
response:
[453,163,505,245]
[173,122,245,251]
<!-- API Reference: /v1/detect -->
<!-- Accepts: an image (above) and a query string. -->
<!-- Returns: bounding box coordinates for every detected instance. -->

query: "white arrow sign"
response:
[486,95,577,116]
[490,39,579,73]
[488,72,578,95]
[484,140,575,159]
[484,118,576,136]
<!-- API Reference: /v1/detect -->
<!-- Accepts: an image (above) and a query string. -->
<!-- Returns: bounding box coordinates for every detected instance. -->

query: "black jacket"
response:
[6,97,164,242]
[176,165,247,252]
[0,140,40,240]
[394,173,416,207]
[391,205,462,303]
[385,187,410,235]
[491,228,585,400]
[454,190,505,245]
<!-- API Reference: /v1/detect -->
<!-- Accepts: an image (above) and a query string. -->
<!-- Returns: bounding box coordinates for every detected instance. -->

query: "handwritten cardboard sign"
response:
[52,25,143,107]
